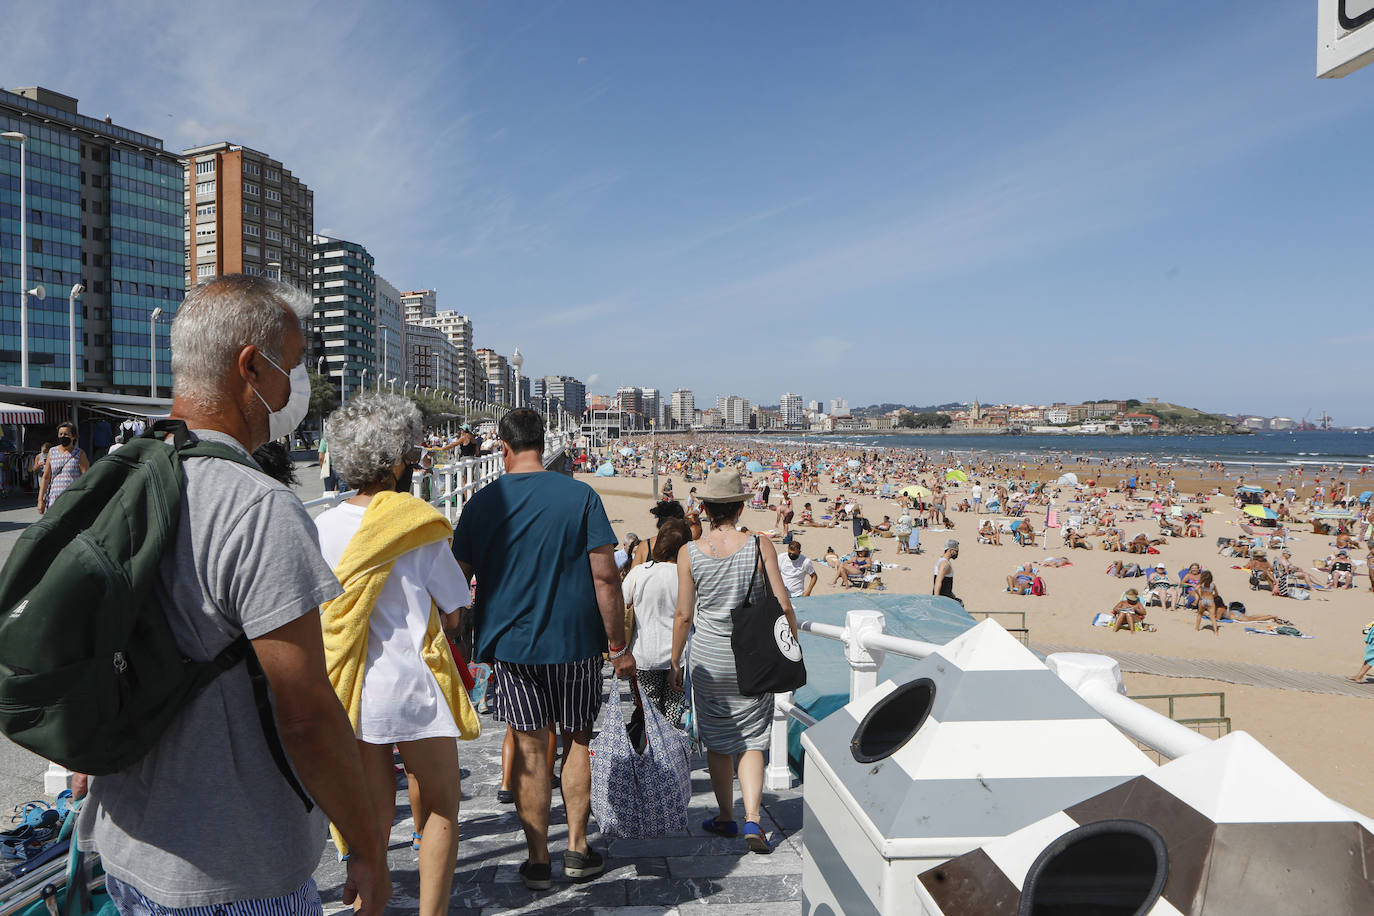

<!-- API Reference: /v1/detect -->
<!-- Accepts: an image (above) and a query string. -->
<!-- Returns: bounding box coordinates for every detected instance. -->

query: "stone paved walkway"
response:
[309,691,805,914]
[1033,642,1374,698]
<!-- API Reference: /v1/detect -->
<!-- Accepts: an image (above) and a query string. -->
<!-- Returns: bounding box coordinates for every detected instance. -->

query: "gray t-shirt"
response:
[78,430,342,907]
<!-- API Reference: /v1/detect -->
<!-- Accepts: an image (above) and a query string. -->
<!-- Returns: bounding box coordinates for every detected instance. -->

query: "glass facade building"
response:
[1,87,183,394]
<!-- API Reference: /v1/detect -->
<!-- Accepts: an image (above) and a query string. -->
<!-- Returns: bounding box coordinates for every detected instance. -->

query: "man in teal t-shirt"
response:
[452,409,635,890]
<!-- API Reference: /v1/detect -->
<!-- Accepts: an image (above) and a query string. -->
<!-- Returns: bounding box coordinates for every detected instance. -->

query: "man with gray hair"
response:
[77,276,390,915]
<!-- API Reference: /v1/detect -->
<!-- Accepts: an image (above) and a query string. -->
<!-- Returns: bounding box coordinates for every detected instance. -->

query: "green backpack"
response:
[0,421,311,809]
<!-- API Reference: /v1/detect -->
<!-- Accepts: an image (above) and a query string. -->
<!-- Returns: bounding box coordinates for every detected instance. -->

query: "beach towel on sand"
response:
[320,490,480,855]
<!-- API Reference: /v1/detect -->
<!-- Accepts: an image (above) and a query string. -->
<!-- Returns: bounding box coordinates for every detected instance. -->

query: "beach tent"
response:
[902,484,932,498]
[594,462,616,477]
[801,622,1155,915]
[847,459,861,469]
[914,731,1374,915]
[1242,505,1278,520]
[745,460,764,473]
[1057,472,1079,486]
[619,447,634,457]
[945,469,969,483]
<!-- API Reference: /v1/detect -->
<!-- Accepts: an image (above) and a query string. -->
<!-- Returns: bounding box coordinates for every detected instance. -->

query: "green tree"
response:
[912,412,951,428]
[897,413,919,428]
[308,371,339,425]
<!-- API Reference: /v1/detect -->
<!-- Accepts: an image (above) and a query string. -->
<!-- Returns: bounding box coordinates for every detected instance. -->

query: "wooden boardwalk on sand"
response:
[1032,643,1374,699]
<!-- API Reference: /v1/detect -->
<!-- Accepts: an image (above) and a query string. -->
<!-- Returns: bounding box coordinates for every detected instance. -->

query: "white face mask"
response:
[251,352,310,440]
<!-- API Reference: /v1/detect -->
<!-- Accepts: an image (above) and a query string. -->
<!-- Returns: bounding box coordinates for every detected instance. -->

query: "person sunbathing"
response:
[1146,564,1175,608]
[1006,565,1034,595]
[1126,533,1152,554]
[1195,570,1222,634]
[1014,519,1036,546]
[1328,551,1355,588]
[1159,515,1185,537]
[1335,528,1357,550]
[978,519,1002,545]
[1110,589,1148,632]
[1245,552,1275,590]
[1102,528,1125,551]
[1185,515,1203,537]
[1064,528,1090,549]
[833,548,872,587]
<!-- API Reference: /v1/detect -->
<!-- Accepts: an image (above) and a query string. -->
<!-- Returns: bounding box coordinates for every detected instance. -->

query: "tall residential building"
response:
[375,274,405,389]
[476,348,510,405]
[183,141,313,293]
[414,309,480,400]
[2,86,184,394]
[311,235,376,390]
[638,387,663,426]
[401,288,436,322]
[671,388,695,427]
[615,386,644,427]
[720,395,750,428]
[780,392,803,428]
[829,397,850,417]
[405,322,458,393]
[539,375,586,417]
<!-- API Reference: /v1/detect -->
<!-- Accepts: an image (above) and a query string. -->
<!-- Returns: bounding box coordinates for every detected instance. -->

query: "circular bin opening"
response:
[850,677,935,763]
[1018,819,1168,916]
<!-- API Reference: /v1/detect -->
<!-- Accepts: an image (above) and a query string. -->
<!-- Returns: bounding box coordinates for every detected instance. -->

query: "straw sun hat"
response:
[700,467,751,503]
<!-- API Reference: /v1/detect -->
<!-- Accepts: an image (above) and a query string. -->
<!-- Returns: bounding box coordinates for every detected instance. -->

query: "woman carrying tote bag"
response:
[671,468,800,853]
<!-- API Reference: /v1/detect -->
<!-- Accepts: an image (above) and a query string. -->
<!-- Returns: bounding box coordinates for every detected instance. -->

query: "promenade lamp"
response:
[149,307,163,397]
[510,347,523,408]
[388,376,396,393]
[2,131,33,388]
[67,284,84,391]
[360,368,368,394]
[316,356,325,375]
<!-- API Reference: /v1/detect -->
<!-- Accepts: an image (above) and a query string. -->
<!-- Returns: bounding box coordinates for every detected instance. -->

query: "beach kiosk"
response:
[913,730,1374,915]
[799,621,1154,915]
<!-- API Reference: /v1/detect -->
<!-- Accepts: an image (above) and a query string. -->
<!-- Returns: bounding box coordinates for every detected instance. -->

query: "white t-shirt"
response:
[971,485,983,501]
[779,553,817,598]
[315,502,472,744]
[621,560,678,670]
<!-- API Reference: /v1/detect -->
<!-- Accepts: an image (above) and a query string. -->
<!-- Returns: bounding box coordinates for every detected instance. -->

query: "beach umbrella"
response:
[595,462,616,477]
[915,731,1374,915]
[945,469,969,483]
[1313,509,1356,520]
[746,460,764,473]
[1243,505,1277,519]
[901,484,932,498]
[1237,485,1265,493]
[619,447,634,457]
[1057,472,1079,486]
[847,459,861,469]
[1360,491,1373,504]
[790,461,804,472]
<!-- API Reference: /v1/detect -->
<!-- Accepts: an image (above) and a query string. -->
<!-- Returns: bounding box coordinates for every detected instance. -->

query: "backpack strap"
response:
[214,635,314,812]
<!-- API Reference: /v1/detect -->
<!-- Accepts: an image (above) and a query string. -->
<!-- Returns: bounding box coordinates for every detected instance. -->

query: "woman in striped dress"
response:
[38,421,89,514]
[671,468,797,853]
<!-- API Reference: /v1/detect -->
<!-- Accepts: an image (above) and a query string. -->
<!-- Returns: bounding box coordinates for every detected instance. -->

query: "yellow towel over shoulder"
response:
[319,490,479,854]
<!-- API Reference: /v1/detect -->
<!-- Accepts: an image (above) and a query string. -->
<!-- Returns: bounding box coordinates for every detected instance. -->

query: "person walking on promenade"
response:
[622,518,692,727]
[670,468,799,854]
[314,394,476,916]
[37,421,88,514]
[77,276,390,915]
[452,407,635,891]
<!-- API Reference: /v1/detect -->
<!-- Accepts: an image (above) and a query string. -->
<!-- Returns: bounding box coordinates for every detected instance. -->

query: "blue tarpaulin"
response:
[595,462,616,477]
[783,593,977,777]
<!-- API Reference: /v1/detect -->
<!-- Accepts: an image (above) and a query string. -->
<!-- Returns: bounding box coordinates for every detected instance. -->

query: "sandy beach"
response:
[587,443,1374,814]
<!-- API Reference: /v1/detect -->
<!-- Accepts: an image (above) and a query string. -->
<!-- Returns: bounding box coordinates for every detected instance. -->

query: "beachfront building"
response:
[311,235,377,393]
[405,322,459,393]
[639,387,663,426]
[780,392,804,428]
[1045,407,1071,424]
[414,309,482,401]
[537,375,587,418]
[615,386,645,429]
[402,288,436,322]
[2,86,185,395]
[829,397,849,417]
[476,348,512,406]
[184,141,313,295]
[718,395,751,429]
[375,274,405,390]
[671,388,695,427]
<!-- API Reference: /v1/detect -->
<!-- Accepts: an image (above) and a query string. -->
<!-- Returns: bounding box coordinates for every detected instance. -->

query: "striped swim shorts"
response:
[493,656,604,732]
[104,875,321,916]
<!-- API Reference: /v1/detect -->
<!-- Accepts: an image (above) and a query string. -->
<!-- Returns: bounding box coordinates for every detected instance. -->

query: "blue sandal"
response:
[743,820,771,854]
[412,832,422,852]
[701,816,738,838]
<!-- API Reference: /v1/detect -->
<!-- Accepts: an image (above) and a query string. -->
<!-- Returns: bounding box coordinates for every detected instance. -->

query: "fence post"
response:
[766,692,795,790]
[844,609,886,702]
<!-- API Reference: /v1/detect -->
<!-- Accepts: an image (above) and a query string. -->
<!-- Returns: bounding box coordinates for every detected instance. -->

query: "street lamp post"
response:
[149,307,163,397]
[68,284,84,392]
[651,418,659,499]
[3,131,31,387]
[510,347,523,409]
[389,376,396,393]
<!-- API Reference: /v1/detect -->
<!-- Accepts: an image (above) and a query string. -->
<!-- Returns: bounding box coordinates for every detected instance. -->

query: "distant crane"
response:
[1318,411,1333,431]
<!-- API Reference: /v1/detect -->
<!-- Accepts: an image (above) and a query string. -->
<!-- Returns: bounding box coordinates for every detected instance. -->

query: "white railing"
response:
[413,453,506,523]
[764,609,1212,790]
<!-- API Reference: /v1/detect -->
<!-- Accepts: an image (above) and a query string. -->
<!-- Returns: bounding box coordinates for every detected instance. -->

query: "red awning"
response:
[0,401,46,425]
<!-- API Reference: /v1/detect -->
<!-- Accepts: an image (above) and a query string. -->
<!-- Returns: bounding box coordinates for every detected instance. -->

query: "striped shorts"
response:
[493,656,604,732]
[105,875,321,916]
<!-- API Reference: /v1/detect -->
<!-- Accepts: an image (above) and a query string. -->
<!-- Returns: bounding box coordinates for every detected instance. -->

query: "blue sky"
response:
[8,2,1374,422]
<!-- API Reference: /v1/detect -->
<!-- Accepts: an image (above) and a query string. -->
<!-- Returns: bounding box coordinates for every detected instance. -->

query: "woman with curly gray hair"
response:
[313,394,475,916]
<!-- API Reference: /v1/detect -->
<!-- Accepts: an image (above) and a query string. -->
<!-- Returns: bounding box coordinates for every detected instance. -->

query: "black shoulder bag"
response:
[730,537,807,697]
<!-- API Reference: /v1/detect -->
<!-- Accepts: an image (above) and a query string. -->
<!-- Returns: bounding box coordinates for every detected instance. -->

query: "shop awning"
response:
[0,401,47,424]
